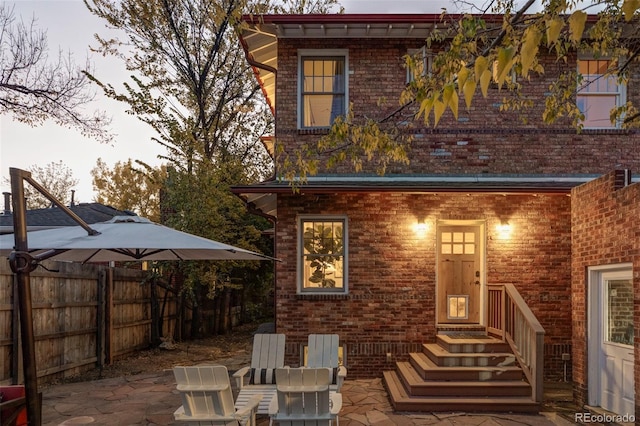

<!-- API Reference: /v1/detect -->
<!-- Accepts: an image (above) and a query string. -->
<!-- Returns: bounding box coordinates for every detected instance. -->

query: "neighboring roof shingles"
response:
[0,203,136,233]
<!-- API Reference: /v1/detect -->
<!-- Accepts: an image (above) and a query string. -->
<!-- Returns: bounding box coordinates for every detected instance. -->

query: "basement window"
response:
[298,216,348,294]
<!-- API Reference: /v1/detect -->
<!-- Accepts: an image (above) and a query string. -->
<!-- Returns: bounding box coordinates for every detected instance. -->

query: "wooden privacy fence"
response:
[0,259,192,385]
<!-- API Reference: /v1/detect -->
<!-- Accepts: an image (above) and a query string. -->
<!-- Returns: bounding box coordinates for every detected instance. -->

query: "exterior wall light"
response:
[414,221,428,236]
[496,223,512,239]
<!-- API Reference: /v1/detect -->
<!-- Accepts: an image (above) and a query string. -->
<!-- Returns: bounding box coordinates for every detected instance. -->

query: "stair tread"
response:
[424,343,514,357]
[410,353,521,371]
[398,363,529,387]
[383,371,539,412]
[438,334,505,345]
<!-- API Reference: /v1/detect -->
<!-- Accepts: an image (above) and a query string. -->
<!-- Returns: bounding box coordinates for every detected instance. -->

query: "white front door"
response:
[596,270,635,416]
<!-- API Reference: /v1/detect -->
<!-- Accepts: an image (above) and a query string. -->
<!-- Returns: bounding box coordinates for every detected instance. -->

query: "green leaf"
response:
[568,10,587,43]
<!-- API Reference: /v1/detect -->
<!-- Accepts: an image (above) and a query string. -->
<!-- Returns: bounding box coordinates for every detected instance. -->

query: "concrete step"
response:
[408,353,524,381]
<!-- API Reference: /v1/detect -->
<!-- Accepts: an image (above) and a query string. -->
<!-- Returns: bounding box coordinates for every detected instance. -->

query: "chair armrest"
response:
[267,394,278,416]
[233,366,251,389]
[235,393,262,417]
[329,392,343,415]
[337,366,347,377]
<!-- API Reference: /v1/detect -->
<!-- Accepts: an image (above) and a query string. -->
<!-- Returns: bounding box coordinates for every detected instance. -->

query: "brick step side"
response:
[408,353,524,381]
[436,334,511,353]
[423,343,516,367]
[383,371,539,414]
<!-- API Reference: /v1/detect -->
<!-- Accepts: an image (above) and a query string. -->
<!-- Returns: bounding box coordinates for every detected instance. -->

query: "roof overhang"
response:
[232,174,604,219]
[237,13,609,116]
[238,13,470,115]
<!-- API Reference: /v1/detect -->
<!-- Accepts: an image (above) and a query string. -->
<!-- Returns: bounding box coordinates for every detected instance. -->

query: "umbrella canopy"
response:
[0,215,273,263]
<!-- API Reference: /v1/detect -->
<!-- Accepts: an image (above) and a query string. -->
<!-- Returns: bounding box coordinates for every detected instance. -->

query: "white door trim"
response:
[587,263,633,410]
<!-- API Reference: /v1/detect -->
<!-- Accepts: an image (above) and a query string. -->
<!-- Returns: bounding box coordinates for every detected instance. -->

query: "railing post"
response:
[534,330,545,403]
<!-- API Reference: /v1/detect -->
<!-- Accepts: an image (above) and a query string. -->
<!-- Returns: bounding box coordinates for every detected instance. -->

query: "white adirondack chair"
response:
[233,333,286,415]
[306,334,347,392]
[173,365,261,426]
[268,367,342,426]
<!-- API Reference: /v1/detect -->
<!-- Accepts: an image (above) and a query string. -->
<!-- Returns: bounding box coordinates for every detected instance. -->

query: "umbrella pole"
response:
[10,168,42,425]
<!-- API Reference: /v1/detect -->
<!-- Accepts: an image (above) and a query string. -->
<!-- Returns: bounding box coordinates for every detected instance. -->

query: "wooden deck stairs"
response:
[383,332,540,413]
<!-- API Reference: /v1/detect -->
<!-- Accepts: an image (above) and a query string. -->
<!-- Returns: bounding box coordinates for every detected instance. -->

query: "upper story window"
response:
[406,46,432,83]
[577,59,626,129]
[298,50,348,129]
[298,216,348,294]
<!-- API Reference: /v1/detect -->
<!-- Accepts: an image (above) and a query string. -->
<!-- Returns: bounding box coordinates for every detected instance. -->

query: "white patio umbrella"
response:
[4,167,276,426]
[0,215,274,262]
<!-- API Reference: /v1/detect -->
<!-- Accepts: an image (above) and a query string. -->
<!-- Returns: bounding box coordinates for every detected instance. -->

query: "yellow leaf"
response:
[521,27,542,77]
[474,56,489,82]
[443,84,459,119]
[457,66,470,93]
[496,47,515,83]
[433,99,446,126]
[418,97,435,121]
[462,79,477,109]
[480,69,492,97]
[546,17,564,46]
[568,10,587,43]
[622,0,640,22]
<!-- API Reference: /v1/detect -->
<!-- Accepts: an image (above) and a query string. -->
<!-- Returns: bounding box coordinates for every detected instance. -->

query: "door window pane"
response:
[605,279,633,346]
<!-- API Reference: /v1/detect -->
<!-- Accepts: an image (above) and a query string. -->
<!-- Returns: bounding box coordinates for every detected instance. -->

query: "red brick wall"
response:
[571,170,640,417]
[275,38,640,175]
[274,192,572,378]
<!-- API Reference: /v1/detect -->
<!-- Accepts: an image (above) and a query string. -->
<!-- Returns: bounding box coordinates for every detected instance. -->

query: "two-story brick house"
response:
[233,14,639,416]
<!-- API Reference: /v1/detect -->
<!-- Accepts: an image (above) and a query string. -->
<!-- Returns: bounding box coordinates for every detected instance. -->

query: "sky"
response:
[0,0,539,204]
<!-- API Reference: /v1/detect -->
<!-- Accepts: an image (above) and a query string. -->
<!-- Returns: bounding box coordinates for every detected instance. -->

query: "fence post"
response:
[105,268,113,364]
[97,269,106,368]
[10,274,21,384]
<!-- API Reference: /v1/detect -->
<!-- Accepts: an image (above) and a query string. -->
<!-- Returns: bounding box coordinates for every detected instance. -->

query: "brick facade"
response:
[275,192,572,378]
[571,170,640,418]
[237,14,640,412]
[275,38,640,175]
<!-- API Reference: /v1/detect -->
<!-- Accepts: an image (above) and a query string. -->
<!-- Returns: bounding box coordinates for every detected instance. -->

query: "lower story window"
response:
[299,216,347,293]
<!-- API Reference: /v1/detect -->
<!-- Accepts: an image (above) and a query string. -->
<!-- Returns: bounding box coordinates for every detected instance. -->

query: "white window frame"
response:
[406,46,432,83]
[297,215,348,294]
[577,57,626,129]
[297,49,349,130]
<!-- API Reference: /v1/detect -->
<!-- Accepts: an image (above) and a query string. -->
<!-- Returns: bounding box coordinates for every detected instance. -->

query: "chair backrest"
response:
[275,367,331,420]
[173,365,235,417]
[307,334,340,369]
[247,333,286,385]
